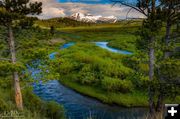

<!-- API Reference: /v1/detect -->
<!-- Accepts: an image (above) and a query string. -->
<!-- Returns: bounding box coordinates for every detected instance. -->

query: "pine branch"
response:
[0,58,11,61]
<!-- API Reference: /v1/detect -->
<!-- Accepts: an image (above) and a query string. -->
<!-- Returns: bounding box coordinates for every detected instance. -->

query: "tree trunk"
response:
[149,48,154,81]
[148,37,156,119]
[164,21,171,58]
[8,25,23,110]
[156,91,164,112]
[148,1,156,118]
[156,21,172,117]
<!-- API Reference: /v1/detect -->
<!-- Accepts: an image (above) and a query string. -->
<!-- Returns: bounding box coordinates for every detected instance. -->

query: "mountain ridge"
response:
[68,12,117,23]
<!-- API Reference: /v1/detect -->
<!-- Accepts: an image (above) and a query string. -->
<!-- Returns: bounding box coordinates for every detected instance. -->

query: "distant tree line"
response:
[36,17,94,28]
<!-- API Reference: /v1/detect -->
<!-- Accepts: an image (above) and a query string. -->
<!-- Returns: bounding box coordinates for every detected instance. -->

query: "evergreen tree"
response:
[156,0,180,113]
[50,25,55,36]
[0,0,42,110]
[114,0,180,118]
[111,1,161,118]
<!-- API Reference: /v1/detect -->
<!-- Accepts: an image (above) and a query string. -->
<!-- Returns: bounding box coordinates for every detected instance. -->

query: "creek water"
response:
[31,42,148,119]
[95,42,132,55]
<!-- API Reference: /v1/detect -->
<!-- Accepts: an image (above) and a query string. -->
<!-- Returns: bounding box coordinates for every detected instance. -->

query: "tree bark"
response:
[148,37,156,119]
[156,21,172,116]
[164,21,171,58]
[8,25,23,110]
[149,47,154,81]
[156,90,164,112]
[148,1,157,118]
[156,20,171,112]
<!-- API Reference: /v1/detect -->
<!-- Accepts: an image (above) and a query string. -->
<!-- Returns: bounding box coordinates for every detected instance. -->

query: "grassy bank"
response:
[60,79,148,107]
[47,42,150,107]
[0,79,65,119]
[49,42,180,108]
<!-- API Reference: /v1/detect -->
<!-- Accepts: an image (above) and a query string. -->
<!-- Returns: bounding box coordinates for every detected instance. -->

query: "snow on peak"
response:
[69,12,117,23]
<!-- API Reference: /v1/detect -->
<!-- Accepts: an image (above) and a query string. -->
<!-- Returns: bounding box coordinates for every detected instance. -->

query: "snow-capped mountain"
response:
[69,12,117,23]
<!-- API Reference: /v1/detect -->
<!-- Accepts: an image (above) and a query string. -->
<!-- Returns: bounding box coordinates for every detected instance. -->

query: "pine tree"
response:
[0,0,42,110]
[156,0,180,113]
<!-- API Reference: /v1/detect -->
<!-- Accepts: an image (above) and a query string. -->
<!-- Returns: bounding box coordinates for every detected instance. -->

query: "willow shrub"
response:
[101,77,133,93]
[23,88,65,119]
[77,64,99,85]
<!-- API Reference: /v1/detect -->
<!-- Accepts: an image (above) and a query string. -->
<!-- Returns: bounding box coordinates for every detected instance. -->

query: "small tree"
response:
[0,0,42,110]
[50,25,55,36]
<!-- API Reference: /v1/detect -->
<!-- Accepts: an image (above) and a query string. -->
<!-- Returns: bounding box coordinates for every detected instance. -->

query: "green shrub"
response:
[23,88,43,111]
[23,88,65,119]
[0,98,9,112]
[101,77,133,93]
[127,72,149,90]
[78,64,97,85]
[59,59,76,75]
[159,59,180,81]
[101,62,132,79]
[44,101,65,119]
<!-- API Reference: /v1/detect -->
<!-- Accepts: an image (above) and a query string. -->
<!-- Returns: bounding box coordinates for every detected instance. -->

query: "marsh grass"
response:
[60,79,148,107]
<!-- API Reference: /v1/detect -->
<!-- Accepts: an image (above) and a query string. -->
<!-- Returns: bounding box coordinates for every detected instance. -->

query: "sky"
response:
[57,0,136,4]
[58,0,112,4]
[32,0,145,19]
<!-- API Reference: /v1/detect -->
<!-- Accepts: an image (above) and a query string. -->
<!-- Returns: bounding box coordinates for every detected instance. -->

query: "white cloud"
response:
[31,0,145,19]
[38,7,65,19]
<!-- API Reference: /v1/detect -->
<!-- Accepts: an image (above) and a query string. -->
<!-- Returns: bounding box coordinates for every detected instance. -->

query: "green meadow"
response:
[1,18,179,117]
[39,20,179,107]
[52,21,141,52]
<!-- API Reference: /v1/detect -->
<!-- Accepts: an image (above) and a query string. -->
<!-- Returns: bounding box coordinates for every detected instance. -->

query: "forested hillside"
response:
[36,17,94,28]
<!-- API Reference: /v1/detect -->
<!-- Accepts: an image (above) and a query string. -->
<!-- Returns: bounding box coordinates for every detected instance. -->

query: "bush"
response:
[59,59,76,75]
[44,101,65,119]
[23,88,44,111]
[23,88,65,119]
[77,64,98,85]
[100,62,132,79]
[0,98,9,112]
[101,77,133,93]
[127,72,149,90]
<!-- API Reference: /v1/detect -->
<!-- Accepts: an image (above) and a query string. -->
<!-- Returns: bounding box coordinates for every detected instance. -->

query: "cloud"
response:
[31,0,145,19]
[38,7,65,19]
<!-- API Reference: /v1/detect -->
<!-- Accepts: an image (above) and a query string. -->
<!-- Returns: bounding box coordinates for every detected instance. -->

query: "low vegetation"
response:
[44,43,148,107]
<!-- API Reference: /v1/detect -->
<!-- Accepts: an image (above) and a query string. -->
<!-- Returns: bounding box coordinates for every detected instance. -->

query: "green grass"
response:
[55,23,139,52]
[51,42,180,108]
[0,84,65,119]
[48,42,149,107]
[60,79,148,107]
[36,20,141,52]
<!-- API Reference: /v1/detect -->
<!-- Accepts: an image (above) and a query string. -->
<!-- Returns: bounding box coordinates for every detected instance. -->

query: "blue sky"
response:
[57,0,136,4]
[36,0,145,19]
[58,0,111,4]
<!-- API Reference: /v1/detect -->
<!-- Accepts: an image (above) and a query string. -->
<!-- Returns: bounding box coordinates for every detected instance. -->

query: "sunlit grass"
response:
[60,79,148,107]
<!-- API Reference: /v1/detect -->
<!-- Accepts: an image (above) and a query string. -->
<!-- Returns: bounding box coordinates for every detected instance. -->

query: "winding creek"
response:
[30,42,148,119]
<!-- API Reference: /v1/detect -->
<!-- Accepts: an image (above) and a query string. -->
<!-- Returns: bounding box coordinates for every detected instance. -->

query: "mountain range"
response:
[68,12,117,23]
